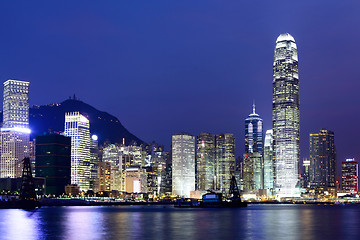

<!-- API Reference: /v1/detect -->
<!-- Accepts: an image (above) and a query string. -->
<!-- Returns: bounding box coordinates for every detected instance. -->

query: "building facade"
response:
[341,158,358,194]
[263,129,274,192]
[215,133,235,194]
[0,80,30,178]
[172,133,195,197]
[196,132,216,190]
[272,33,300,197]
[35,133,71,195]
[64,112,91,192]
[309,129,336,189]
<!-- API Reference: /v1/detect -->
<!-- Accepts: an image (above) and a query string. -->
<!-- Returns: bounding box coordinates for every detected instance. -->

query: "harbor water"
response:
[0,204,359,240]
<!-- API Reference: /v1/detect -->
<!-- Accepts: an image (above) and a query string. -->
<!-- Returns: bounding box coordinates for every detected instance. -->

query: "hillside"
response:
[6,99,143,145]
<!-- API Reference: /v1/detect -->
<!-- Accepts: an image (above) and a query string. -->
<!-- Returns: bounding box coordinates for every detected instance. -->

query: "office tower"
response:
[0,80,30,178]
[98,162,111,192]
[309,129,336,189]
[216,133,235,194]
[196,132,216,190]
[302,159,310,188]
[245,104,263,154]
[242,152,262,191]
[35,133,71,195]
[102,144,124,191]
[341,158,358,194]
[272,33,300,196]
[243,105,264,192]
[172,133,195,197]
[64,112,91,192]
[263,129,274,191]
[89,135,99,191]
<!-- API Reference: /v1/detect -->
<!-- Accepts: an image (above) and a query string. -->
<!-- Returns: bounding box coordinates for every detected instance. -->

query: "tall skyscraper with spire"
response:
[243,104,264,191]
[272,33,300,197]
[0,80,30,178]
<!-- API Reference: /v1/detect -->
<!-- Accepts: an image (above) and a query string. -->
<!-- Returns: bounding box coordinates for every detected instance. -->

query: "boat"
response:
[174,198,201,208]
[174,176,247,208]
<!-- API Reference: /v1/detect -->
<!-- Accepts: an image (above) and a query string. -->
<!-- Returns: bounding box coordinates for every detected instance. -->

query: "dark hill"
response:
[23,99,143,145]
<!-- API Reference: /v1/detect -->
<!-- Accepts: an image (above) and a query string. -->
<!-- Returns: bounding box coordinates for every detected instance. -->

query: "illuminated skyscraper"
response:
[64,112,91,191]
[196,132,215,190]
[341,158,358,194]
[243,105,264,192]
[215,133,235,193]
[309,129,336,189]
[0,80,30,178]
[273,33,300,196]
[245,104,263,154]
[172,133,195,197]
[263,129,274,191]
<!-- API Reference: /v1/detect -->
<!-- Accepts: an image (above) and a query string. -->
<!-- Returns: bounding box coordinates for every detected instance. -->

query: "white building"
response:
[64,112,91,191]
[263,129,274,193]
[272,33,300,197]
[0,80,30,178]
[172,133,195,197]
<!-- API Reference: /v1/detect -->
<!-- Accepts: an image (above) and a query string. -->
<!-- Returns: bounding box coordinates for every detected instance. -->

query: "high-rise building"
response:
[243,105,264,192]
[245,104,263,154]
[196,132,216,190]
[102,144,124,191]
[215,133,235,194]
[172,133,195,197]
[64,112,91,192]
[341,158,358,194]
[309,129,336,189]
[35,133,71,195]
[0,80,30,178]
[272,33,300,197]
[89,135,99,191]
[98,162,111,192]
[242,152,262,191]
[263,129,274,192]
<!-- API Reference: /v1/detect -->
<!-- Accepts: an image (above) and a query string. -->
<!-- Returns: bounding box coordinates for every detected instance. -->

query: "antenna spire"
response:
[252,100,256,114]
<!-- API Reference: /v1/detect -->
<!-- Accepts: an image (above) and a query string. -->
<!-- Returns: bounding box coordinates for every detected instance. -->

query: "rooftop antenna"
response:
[252,100,256,114]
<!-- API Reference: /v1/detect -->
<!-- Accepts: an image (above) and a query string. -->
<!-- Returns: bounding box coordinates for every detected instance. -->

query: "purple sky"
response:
[1,1,360,166]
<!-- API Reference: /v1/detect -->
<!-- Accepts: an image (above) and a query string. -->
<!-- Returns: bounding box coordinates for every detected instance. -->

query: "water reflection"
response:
[0,209,40,240]
[1,205,360,240]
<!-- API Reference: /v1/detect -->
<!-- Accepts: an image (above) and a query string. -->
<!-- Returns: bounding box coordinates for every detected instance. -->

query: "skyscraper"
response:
[272,33,300,197]
[0,80,30,178]
[64,112,91,192]
[196,132,216,190]
[245,104,263,154]
[309,129,336,189]
[215,133,235,194]
[243,105,264,192]
[172,133,195,197]
[35,133,71,195]
[263,129,274,191]
[341,158,358,194]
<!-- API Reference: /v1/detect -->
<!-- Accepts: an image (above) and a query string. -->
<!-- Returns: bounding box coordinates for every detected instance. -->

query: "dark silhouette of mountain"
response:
[1,99,143,146]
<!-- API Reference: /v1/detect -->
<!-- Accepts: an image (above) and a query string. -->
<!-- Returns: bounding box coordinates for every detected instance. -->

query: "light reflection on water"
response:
[1,205,360,240]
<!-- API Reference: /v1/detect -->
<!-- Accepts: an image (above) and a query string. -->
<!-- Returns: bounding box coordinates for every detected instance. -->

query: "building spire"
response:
[252,101,256,114]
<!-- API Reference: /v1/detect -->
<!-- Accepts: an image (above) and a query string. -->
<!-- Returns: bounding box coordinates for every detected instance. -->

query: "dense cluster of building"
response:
[0,33,358,200]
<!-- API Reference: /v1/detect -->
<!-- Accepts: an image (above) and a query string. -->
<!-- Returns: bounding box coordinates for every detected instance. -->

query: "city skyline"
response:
[1,1,360,165]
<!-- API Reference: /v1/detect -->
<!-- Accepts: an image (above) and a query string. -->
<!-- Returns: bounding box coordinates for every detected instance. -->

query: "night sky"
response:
[1,1,360,166]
